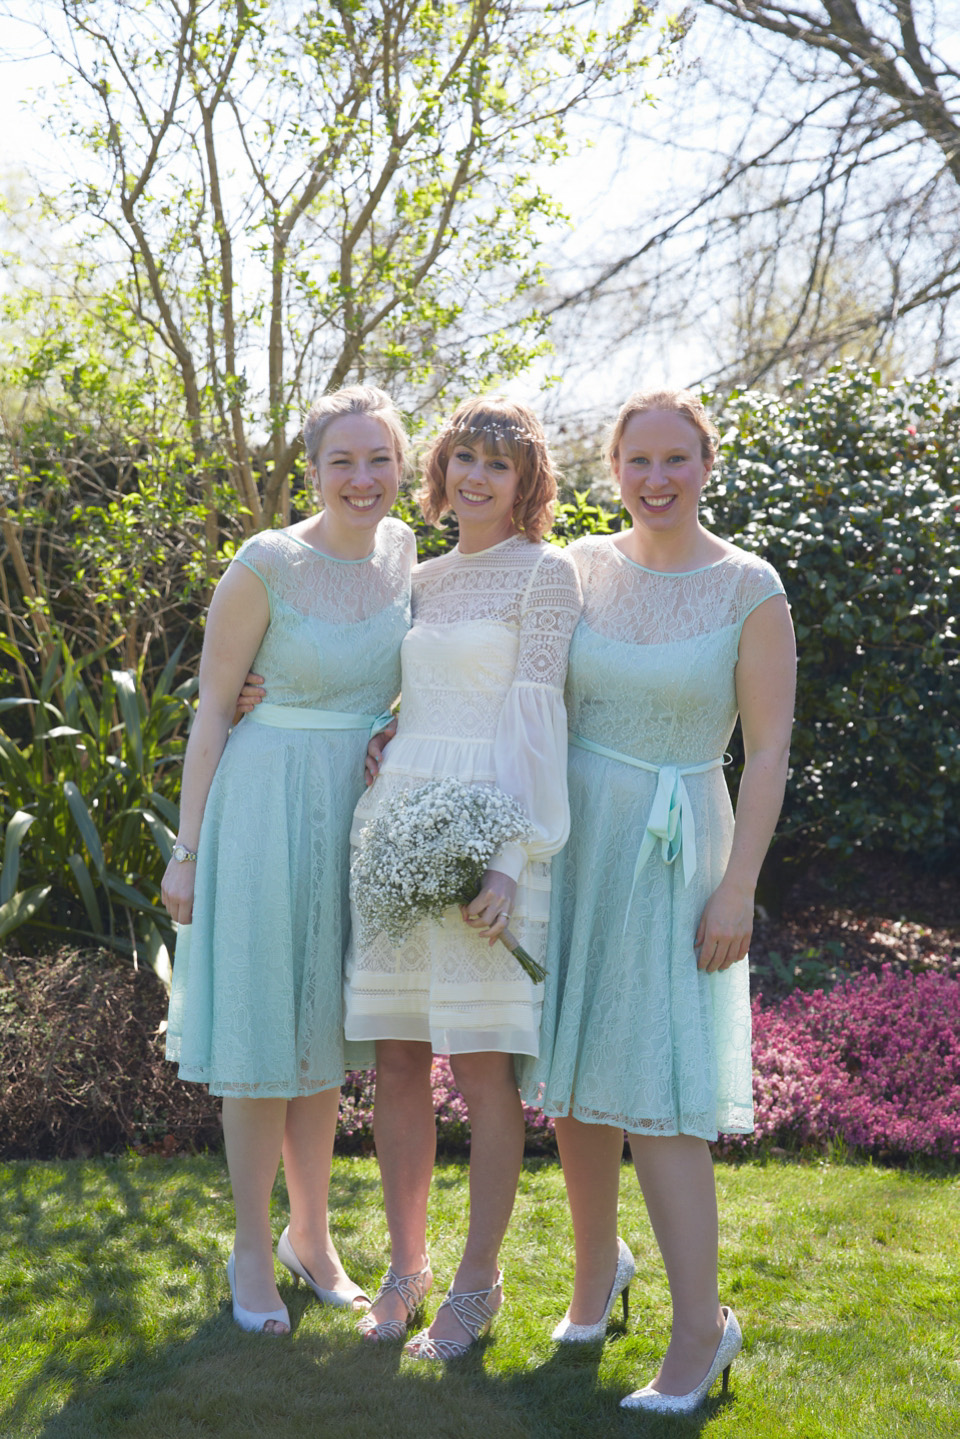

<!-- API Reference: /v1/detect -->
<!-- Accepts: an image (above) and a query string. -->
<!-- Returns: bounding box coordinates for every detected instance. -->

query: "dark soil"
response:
[750,852,959,999]
[2,851,957,1160]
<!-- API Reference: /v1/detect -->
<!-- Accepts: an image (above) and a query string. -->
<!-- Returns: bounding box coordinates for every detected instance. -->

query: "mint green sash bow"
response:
[249,701,394,736]
[568,732,726,931]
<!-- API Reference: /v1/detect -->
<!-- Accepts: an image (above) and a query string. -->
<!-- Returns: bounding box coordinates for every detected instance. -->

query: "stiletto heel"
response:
[276,1226,371,1310]
[552,1237,635,1343]
[620,1305,742,1414]
[357,1262,432,1342]
[226,1251,291,1336]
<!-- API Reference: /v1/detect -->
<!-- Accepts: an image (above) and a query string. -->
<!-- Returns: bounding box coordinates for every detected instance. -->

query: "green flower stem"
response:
[501,928,546,984]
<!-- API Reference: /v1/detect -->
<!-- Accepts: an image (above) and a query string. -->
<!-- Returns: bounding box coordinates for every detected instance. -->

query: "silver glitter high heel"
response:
[552,1237,635,1342]
[620,1305,742,1414]
[276,1226,371,1311]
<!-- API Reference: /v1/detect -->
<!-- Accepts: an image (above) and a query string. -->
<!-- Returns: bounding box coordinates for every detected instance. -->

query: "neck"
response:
[457,519,522,555]
[305,512,377,561]
[619,519,720,573]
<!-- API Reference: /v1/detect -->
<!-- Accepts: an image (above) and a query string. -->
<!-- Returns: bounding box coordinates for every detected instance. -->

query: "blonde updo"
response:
[604,389,719,471]
[302,386,409,495]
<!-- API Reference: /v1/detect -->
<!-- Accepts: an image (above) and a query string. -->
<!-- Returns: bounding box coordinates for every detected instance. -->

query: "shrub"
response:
[706,367,960,867]
[748,966,960,1161]
[0,627,192,962]
[0,946,220,1159]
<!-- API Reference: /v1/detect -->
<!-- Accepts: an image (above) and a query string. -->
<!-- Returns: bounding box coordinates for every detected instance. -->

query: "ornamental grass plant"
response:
[1,1154,957,1439]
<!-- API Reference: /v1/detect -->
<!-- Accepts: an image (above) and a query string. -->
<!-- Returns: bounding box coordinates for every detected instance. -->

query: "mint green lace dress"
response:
[519,536,786,1139]
[165,518,415,1097]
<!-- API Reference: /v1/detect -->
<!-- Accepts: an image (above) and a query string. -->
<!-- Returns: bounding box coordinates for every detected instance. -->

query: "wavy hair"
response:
[417,396,557,543]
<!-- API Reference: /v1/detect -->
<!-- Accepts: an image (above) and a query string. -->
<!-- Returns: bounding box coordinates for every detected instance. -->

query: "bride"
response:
[346,396,581,1359]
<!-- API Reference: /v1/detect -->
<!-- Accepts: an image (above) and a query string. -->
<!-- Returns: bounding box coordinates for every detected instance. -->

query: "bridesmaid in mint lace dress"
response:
[162,387,416,1334]
[520,389,796,1414]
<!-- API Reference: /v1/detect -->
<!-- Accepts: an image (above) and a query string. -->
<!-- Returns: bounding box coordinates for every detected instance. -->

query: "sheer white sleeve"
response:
[491,546,582,880]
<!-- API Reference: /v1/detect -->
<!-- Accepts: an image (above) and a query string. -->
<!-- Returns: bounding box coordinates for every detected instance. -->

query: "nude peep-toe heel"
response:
[276,1226,371,1311]
[226,1251,291,1336]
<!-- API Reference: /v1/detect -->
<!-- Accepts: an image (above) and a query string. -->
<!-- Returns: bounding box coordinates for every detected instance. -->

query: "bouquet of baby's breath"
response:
[352,777,545,982]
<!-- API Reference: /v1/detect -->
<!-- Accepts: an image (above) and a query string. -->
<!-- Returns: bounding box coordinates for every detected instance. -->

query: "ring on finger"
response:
[497,911,510,923]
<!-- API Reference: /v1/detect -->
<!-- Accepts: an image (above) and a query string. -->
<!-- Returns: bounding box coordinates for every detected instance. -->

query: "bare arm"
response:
[696,594,796,972]
[160,563,270,924]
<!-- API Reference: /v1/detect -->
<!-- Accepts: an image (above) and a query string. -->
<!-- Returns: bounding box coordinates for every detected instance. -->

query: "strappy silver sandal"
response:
[356,1263,432,1342]
[404,1271,503,1360]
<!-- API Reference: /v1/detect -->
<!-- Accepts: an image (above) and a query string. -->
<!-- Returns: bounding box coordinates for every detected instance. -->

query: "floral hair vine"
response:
[439,421,540,448]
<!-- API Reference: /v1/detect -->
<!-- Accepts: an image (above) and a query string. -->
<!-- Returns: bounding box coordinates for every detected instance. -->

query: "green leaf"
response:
[63,781,107,878]
[1,810,36,905]
[0,884,52,941]
[67,852,104,933]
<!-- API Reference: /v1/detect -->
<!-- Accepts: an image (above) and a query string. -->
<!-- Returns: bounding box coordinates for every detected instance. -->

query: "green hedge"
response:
[1,367,957,955]
[706,368,958,867]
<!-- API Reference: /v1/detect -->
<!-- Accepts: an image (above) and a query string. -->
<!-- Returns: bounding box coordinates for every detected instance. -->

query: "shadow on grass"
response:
[0,1156,736,1439]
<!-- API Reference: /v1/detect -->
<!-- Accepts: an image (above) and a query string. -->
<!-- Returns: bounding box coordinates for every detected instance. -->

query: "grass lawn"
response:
[1,1154,957,1439]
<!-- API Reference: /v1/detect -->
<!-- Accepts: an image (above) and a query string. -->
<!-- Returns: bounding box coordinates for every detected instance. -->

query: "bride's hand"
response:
[234,671,266,720]
[365,719,398,786]
[462,869,517,945]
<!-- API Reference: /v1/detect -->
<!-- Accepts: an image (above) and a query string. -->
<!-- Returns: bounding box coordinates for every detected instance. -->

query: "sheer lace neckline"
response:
[454,533,530,558]
[611,537,733,577]
[285,529,377,564]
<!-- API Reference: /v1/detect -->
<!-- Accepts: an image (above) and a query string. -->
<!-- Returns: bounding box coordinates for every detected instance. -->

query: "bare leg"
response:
[628,1133,724,1395]
[222,1095,289,1333]
[421,1049,524,1347]
[364,1040,436,1330]
[282,1087,367,1305]
[554,1115,625,1323]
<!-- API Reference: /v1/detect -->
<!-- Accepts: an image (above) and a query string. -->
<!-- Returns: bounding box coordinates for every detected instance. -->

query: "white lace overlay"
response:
[519,536,787,1138]
[344,536,581,1057]
[165,518,415,1097]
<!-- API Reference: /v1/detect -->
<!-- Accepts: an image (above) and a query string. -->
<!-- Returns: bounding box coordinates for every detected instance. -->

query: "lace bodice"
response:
[565,536,785,766]
[411,536,580,689]
[234,517,416,713]
[371,535,581,881]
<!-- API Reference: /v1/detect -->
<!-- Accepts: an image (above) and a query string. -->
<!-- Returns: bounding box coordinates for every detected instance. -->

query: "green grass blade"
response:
[67,852,104,933]
[111,669,145,776]
[104,873,158,914]
[140,809,174,861]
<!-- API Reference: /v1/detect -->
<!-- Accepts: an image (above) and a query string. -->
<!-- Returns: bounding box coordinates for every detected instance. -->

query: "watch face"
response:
[173,844,195,863]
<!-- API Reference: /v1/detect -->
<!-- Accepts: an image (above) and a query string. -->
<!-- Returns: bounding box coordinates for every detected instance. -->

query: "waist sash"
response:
[249,701,393,736]
[568,732,727,930]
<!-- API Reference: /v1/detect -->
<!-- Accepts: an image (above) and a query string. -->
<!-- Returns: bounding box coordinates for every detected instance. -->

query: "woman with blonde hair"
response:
[163,386,416,1334]
[521,388,795,1413]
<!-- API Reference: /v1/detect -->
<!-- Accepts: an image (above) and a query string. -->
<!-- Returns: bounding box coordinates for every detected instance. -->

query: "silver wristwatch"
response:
[172,843,198,863]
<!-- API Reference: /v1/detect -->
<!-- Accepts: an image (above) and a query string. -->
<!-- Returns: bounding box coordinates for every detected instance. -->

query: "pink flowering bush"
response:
[747,966,960,1160]
[338,968,960,1164]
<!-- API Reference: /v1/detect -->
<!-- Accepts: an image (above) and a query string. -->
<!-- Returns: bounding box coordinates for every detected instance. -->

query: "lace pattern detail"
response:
[344,536,580,1057]
[165,518,414,1096]
[518,536,788,1137]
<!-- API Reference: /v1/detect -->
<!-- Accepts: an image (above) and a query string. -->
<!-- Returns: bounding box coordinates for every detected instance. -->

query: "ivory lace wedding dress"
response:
[343,534,581,1057]
[166,518,414,1097]
[520,536,786,1138]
